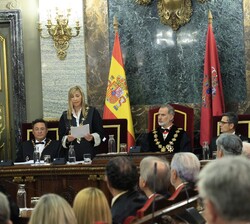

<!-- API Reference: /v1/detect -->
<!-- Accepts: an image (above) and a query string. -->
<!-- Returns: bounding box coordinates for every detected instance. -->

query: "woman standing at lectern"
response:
[58,85,104,161]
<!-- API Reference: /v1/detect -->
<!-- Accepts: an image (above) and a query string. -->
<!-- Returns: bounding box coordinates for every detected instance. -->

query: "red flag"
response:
[103,32,135,150]
[200,11,225,146]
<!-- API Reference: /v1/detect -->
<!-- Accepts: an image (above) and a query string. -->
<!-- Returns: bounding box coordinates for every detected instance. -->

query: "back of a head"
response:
[106,156,138,191]
[216,133,242,156]
[198,156,250,222]
[140,156,170,194]
[170,152,200,183]
[73,187,112,224]
[0,192,10,224]
[29,193,77,224]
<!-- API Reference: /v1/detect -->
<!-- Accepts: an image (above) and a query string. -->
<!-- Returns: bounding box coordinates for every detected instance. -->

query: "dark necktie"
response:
[35,142,45,145]
[161,129,170,134]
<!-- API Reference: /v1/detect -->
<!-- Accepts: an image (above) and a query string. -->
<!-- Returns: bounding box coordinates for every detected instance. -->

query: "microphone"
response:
[129,129,148,153]
[151,162,157,223]
[52,127,68,165]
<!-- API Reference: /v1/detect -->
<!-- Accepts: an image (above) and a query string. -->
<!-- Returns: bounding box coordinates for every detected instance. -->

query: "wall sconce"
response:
[38,8,80,60]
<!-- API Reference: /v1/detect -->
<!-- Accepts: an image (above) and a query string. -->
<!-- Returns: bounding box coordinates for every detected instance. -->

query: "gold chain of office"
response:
[153,128,183,152]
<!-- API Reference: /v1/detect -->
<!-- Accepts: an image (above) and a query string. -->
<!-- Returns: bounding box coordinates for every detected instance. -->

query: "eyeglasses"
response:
[219,121,231,125]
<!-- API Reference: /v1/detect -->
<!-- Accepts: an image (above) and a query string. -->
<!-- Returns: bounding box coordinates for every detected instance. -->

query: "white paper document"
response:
[71,124,90,138]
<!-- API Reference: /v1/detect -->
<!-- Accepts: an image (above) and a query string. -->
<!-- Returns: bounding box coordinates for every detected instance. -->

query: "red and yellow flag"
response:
[103,32,135,150]
[200,11,225,146]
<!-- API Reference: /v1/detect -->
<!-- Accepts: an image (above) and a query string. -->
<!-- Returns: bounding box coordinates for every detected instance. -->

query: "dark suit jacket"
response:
[141,125,192,153]
[111,190,147,224]
[15,139,59,162]
[58,106,104,161]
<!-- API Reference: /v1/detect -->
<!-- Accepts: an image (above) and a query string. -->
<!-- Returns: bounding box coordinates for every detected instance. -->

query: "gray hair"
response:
[198,156,250,222]
[140,156,170,194]
[170,152,200,183]
[160,104,175,116]
[0,192,10,224]
[216,133,242,156]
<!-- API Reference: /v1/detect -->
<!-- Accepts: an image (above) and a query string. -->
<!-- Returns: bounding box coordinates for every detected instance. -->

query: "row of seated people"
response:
[16,103,192,163]
[16,100,250,164]
[6,144,250,224]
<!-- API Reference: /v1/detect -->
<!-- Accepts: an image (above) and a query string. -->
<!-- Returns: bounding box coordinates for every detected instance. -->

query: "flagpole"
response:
[113,16,118,33]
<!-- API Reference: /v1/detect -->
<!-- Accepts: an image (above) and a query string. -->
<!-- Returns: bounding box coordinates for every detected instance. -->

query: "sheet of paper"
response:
[71,124,90,138]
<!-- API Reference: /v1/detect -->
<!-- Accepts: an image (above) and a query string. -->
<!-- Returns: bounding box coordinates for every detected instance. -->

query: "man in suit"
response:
[169,152,200,201]
[216,133,242,158]
[105,156,146,224]
[139,156,170,198]
[142,104,192,153]
[210,112,249,157]
[15,119,59,162]
[198,156,250,224]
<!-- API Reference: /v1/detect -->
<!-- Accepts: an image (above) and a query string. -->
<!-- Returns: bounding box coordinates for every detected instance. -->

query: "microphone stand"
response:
[151,162,157,224]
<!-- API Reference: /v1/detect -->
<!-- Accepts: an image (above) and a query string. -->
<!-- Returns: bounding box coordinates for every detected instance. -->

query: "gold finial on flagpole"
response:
[113,16,119,33]
[208,10,213,24]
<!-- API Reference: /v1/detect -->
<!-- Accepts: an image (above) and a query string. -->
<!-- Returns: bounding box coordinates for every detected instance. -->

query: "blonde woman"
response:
[59,85,104,161]
[29,194,77,224]
[73,187,112,224]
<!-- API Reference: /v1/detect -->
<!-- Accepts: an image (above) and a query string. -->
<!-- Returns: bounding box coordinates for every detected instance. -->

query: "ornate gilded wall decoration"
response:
[135,0,207,30]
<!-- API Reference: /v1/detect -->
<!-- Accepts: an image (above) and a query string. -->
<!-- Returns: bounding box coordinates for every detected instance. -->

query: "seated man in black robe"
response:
[142,104,192,153]
[16,119,59,162]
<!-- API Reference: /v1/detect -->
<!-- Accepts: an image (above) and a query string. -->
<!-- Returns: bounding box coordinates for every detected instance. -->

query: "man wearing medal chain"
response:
[16,119,59,162]
[142,104,192,153]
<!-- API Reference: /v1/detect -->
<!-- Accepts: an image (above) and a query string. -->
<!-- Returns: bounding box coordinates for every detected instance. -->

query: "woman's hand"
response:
[67,135,76,142]
[84,133,94,142]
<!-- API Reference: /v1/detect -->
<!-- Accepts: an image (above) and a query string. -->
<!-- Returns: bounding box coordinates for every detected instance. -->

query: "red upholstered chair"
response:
[21,120,59,141]
[212,114,250,138]
[148,104,194,148]
[97,119,128,154]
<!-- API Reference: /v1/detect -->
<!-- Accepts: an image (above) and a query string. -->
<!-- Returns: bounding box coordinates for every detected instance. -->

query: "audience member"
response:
[142,104,191,153]
[16,119,59,162]
[198,156,250,224]
[59,85,104,161]
[0,185,19,224]
[216,133,242,158]
[210,112,248,156]
[139,156,170,198]
[0,192,12,224]
[73,187,112,224]
[169,152,200,201]
[105,156,146,224]
[28,193,77,224]
[242,141,250,159]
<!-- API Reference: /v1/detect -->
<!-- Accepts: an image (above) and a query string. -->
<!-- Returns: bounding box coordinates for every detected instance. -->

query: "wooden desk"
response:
[0,152,173,208]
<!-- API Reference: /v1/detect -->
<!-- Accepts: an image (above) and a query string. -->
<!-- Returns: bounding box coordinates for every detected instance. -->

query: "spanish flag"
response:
[103,31,135,150]
[200,11,225,146]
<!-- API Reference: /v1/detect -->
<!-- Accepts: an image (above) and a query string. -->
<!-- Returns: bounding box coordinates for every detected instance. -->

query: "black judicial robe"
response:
[15,138,59,162]
[142,125,192,153]
[58,106,104,161]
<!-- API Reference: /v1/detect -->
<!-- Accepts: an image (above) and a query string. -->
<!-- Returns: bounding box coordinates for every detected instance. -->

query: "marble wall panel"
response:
[84,0,250,136]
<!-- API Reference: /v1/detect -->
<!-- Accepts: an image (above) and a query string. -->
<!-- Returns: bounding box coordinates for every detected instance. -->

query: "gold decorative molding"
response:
[157,0,192,31]
[135,0,207,30]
